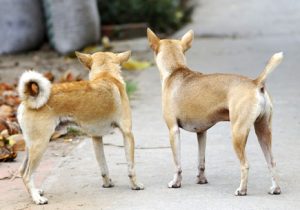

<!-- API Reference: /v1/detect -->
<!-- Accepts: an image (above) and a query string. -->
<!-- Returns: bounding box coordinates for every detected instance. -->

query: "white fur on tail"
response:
[255,52,283,85]
[18,71,51,109]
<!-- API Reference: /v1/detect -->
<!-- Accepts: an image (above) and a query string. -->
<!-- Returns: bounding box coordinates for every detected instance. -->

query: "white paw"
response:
[102,179,114,188]
[168,180,181,188]
[235,187,247,196]
[31,189,48,205]
[168,172,182,188]
[196,175,208,184]
[269,186,281,195]
[131,182,144,190]
[32,195,48,205]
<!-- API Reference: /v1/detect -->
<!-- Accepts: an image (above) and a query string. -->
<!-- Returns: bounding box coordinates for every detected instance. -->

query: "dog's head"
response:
[147,28,194,75]
[147,28,193,73]
[147,28,194,54]
[75,51,131,80]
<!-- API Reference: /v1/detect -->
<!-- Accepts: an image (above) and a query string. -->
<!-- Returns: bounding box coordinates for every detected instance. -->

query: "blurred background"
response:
[0,0,195,55]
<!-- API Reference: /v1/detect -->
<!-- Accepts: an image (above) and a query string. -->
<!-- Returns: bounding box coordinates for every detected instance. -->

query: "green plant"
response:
[66,126,84,137]
[125,80,138,98]
[98,0,195,33]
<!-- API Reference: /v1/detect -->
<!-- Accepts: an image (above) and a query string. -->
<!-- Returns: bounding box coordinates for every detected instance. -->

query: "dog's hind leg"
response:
[229,95,262,196]
[196,131,208,184]
[17,149,42,197]
[21,118,56,205]
[230,109,253,196]
[231,125,250,196]
[255,113,281,195]
[23,136,50,204]
[92,136,114,188]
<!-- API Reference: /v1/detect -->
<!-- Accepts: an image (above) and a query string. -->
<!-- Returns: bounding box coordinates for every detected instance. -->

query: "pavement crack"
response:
[137,146,170,150]
[104,143,170,150]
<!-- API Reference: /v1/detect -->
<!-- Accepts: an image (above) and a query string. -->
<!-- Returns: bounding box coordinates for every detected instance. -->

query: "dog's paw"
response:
[31,188,48,205]
[196,175,208,184]
[269,186,281,195]
[32,195,48,205]
[168,180,181,188]
[234,188,247,196]
[102,179,114,188]
[102,183,114,188]
[131,182,144,190]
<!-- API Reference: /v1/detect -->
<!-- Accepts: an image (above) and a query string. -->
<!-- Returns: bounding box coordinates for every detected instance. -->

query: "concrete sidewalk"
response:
[2,0,300,209]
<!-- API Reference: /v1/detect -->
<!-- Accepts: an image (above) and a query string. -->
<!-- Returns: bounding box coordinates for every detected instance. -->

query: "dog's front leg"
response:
[197,132,208,184]
[92,136,114,188]
[168,126,182,188]
[120,129,144,190]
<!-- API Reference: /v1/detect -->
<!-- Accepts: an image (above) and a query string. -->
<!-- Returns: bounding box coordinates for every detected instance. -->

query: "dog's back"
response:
[48,79,122,121]
[163,67,260,132]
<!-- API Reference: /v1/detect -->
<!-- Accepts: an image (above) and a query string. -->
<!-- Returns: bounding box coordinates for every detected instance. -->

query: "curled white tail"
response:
[18,71,51,109]
[255,52,283,86]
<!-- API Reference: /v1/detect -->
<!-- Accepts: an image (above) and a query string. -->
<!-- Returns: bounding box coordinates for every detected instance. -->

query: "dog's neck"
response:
[156,51,187,85]
[89,64,123,82]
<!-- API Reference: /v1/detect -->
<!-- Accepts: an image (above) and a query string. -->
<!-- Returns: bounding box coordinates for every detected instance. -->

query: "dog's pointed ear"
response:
[147,28,160,52]
[117,51,131,64]
[181,30,194,52]
[75,51,93,70]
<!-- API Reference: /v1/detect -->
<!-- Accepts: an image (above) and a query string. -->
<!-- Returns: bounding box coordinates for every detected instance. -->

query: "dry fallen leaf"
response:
[102,36,113,51]
[51,127,68,141]
[0,83,14,92]
[0,118,9,132]
[0,136,17,162]
[122,59,152,71]
[6,122,20,135]
[8,134,25,151]
[83,45,103,54]
[64,138,73,142]
[3,95,20,107]
[43,71,55,82]
[0,105,13,118]
[1,129,9,138]
[59,71,83,83]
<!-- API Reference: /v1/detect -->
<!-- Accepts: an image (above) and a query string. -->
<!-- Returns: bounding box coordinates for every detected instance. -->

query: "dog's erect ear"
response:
[147,28,160,52]
[75,51,93,70]
[181,30,194,52]
[117,51,131,64]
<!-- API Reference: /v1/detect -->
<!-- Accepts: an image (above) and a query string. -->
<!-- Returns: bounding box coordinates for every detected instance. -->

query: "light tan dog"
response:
[17,51,144,205]
[147,28,282,196]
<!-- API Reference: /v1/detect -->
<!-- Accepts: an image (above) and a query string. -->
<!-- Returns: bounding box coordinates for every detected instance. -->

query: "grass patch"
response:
[66,126,84,137]
[126,80,138,98]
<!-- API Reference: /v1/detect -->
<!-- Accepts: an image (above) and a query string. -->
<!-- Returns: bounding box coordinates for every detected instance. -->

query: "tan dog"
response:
[17,51,144,205]
[147,28,282,196]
